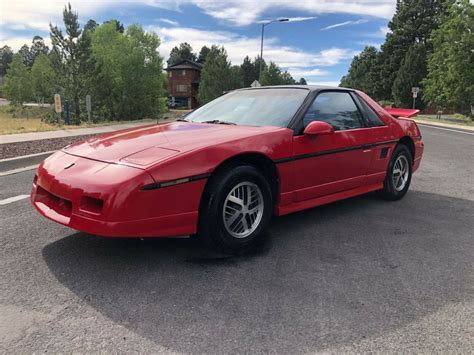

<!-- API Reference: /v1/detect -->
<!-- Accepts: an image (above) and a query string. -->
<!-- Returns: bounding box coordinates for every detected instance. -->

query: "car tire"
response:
[378,144,413,201]
[197,164,273,254]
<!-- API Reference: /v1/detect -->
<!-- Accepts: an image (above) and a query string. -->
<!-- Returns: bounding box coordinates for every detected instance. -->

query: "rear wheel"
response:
[378,144,413,200]
[198,164,273,254]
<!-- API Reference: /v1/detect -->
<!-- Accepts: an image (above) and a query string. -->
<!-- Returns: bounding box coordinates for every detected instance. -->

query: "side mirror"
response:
[303,121,335,136]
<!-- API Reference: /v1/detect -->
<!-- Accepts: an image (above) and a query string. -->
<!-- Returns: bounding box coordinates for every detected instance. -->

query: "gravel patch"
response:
[0,134,99,160]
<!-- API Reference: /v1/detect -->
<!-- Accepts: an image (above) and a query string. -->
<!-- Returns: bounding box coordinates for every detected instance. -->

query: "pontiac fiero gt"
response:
[32,86,424,253]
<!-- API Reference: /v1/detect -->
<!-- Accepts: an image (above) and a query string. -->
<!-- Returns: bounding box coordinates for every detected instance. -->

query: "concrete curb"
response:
[413,118,474,132]
[0,120,157,144]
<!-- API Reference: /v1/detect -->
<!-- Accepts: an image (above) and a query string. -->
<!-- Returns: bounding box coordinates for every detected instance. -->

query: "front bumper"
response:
[31,151,204,237]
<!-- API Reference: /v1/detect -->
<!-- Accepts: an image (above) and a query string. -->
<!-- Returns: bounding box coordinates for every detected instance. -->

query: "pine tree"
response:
[50,3,85,121]
[298,78,307,85]
[340,46,382,99]
[197,46,232,104]
[167,42,197,66]
[392,43,427,108]
[197,46,210,63]
[378,0,451,100]
[229,65,244,90]
[240,56,255,87]
[261,62,293,86]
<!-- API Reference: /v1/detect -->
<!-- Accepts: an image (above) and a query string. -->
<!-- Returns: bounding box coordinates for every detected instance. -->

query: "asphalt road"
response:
[1,125,473,353]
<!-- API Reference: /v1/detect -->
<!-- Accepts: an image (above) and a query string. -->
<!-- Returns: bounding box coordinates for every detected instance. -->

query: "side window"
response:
[353,94,385,127]
[303,92,363,131]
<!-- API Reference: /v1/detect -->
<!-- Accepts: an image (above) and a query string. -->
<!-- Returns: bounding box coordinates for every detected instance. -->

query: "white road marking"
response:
[418,124,474,136]
[0,150,55,162]
[0,194,30,205]
[0,165,38,177]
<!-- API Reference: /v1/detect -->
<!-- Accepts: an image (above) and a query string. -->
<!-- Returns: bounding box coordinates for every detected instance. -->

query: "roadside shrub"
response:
[379,100,394,108]
[41,109,61,125]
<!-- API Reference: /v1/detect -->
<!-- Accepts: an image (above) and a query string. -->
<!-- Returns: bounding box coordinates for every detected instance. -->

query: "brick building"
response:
[165,60,203,109]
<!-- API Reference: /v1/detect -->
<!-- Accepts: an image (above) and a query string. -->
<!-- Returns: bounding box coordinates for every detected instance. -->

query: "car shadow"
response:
[42,190,473,353]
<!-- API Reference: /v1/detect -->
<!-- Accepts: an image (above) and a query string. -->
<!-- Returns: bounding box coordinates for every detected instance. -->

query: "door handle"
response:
[362,144,372,150]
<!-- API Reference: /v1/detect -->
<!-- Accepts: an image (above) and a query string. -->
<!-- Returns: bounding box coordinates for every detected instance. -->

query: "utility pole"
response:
[259,18,289,82]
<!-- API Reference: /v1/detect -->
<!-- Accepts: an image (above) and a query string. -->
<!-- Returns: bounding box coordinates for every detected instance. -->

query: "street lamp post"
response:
[259,18,289,82]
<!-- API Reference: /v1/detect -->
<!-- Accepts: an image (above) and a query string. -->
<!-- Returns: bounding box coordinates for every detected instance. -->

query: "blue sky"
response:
[0,1,395,85]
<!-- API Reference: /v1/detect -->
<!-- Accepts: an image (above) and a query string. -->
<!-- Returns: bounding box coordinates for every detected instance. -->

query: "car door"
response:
[290,91,374,202]
[350,92,398,185]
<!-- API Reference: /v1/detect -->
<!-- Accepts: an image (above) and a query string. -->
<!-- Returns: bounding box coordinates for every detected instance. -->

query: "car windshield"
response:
[185,88,309,127]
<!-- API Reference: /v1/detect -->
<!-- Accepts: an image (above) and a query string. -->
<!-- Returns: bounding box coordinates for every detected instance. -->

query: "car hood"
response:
[62,121,283,167]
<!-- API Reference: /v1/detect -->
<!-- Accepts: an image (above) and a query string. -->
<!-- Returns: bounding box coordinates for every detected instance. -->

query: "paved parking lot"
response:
[0,124,473,353]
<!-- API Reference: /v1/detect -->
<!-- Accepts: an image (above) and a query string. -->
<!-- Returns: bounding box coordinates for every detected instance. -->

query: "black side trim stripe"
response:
[274,139,399,164]
[141,139,401,189]
[141,173,211,191]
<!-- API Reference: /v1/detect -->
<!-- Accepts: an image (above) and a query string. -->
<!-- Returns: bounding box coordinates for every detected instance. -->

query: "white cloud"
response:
[1,0,396,33]
[321,19,368,31]
[0,34,52,51]
[0,0,113,31]
[147,25,355,81]
[157,18,179,26]
[379,26,390,37]
[181,0,395,26]
[357,41,382,49]
[287,16,318,23]
[151,25,353,69]
[308,81,341,87]
[257,16,318,24]
[366,26,390,38]
[284,68,330,77]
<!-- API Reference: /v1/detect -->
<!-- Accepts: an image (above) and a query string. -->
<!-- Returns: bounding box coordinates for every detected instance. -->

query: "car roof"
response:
[236,85,355,93]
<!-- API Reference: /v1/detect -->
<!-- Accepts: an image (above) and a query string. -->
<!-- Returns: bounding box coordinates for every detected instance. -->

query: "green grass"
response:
[0,106,65,134]
[416,114,474,127]
[0,106,187,135]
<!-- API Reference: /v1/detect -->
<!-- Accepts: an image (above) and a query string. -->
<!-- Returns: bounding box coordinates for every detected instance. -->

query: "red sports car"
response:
[32,86,424,253]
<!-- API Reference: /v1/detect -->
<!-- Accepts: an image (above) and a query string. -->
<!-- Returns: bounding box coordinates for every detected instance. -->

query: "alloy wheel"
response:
[222,181,264,238]
[392,155,409,191]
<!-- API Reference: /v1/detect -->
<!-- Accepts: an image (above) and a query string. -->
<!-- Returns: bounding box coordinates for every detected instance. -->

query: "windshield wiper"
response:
[201,120,237,125]
[176,118,189,122]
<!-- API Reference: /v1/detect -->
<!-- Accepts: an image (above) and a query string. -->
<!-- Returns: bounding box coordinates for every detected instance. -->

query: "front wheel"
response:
[197,164,273,254]
[378,144,413,201]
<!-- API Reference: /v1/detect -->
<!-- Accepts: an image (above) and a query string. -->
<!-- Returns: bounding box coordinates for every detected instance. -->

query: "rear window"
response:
[354,94,385,127]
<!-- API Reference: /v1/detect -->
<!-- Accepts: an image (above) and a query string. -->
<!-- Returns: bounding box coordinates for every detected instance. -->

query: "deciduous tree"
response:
[31,53,57,105]
[89,23,165,119]
[0,46,14,76]
[3,54,32,106]
[423,0,474,113]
